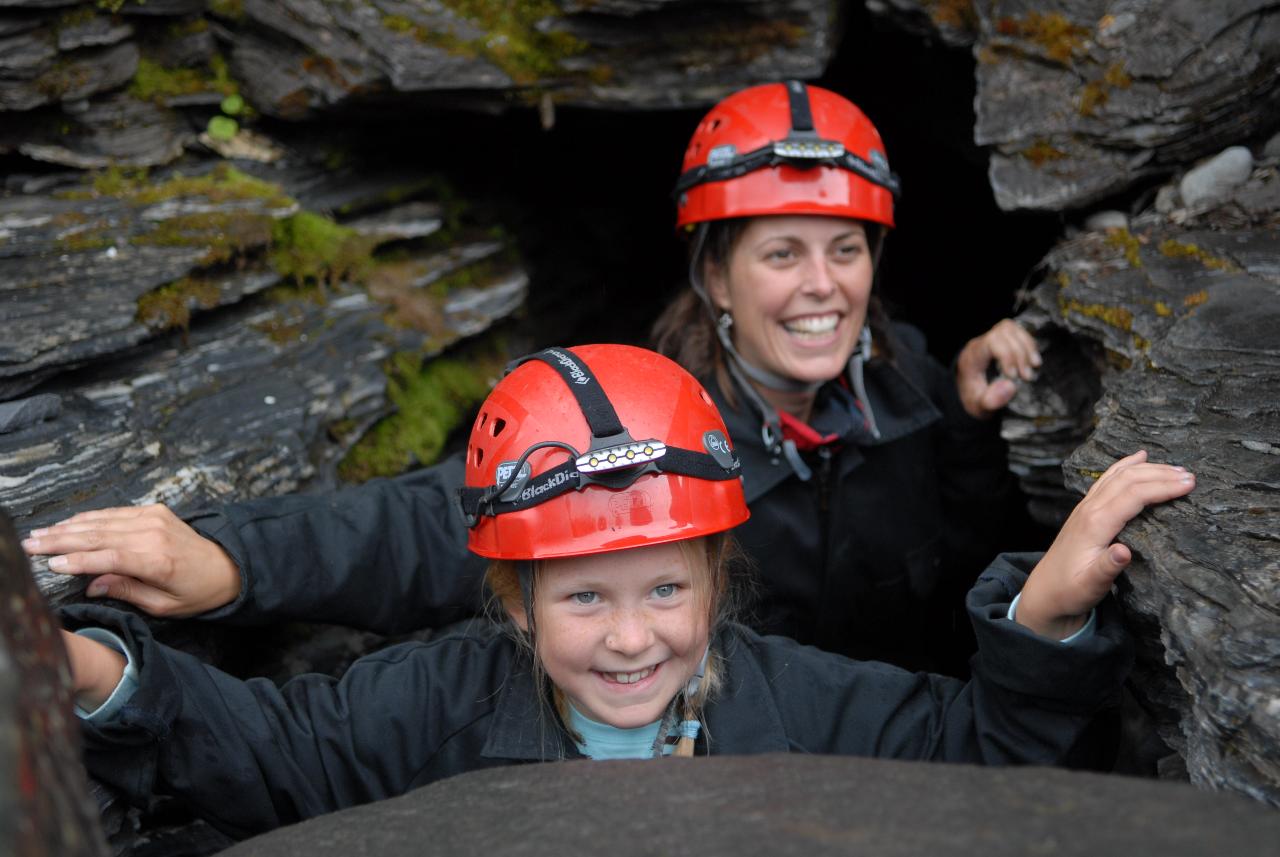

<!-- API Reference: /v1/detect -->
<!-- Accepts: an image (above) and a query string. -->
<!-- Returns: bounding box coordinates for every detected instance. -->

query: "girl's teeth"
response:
[611,667,654,684]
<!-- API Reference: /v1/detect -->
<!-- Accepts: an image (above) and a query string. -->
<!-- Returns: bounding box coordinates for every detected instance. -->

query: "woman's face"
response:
[706,215,874,386]
[530,541,709,729]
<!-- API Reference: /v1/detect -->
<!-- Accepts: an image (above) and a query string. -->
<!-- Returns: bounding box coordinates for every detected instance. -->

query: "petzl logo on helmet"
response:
[495,460,532,502]
[520,470,573,502]
[703,430,737,471]
[546,349,590,385]
[707,144,737,168]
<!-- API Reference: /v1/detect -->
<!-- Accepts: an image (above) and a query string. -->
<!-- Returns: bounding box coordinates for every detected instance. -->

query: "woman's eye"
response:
[766,248,794,262]
[834,243,863,258]
[653,583,677,599]
[572,592,598,605]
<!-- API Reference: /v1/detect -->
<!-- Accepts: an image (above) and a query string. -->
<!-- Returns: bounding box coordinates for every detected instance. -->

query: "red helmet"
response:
[459,344,748,560]
[674,81,899,229]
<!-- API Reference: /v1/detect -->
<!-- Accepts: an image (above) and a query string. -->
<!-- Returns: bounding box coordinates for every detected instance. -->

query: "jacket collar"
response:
[707,359,942,503]
[481,655,580,762]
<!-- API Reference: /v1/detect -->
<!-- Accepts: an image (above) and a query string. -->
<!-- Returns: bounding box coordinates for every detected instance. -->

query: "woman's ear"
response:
[703,259,732,314]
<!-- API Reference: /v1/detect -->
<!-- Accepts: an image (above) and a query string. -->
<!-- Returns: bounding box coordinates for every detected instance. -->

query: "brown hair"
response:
[650,218,897,410]
[483,533,744,755]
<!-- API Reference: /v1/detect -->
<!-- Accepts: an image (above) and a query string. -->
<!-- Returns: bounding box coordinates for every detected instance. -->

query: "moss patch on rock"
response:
[338,347,504,482]
[1104,228,1144,268]
[129,54,238,105]
[136,277,222,337]
[1158,239,1241,272]
[271,212,379,289]
[1058,297,1134,332]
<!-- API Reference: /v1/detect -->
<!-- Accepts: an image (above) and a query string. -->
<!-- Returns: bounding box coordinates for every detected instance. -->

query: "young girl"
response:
[61,344,1194,841]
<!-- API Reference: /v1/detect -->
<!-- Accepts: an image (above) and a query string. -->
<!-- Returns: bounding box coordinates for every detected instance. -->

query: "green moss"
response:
[270,211,377,289]
[55,227,113,253]
[384,1,588,85]
[250,309,307,344]
[1158,239,1240,272]
[73,163,292,209]
[1058,297,1134,332]
[57,7,99,29]
[1075,467,1105,480]
[167,17,210,38]
[1055,270,1071,290]
[129,54,238,105]
[995,11,1088,64]
[1104,228,1143,268]
[132,211,276,266]
[208,0,244,20]
[1153,300,1172,317]
[136,277,223,335]
[338,349,504,482]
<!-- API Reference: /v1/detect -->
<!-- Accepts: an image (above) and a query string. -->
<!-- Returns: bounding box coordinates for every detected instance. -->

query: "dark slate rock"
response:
[0,392,59,433]
[0,510,107,857]
[1003,163,1280,805]
[0,39,137,112]
[866,0,979,48]
[973,0,1280,211]
[220,754,1280,857]
[1,94,193,169]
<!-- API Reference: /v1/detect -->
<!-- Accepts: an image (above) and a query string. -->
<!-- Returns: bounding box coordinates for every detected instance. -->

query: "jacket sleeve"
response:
[190,453,487,632]
[895,322,1025,588]
[757,553,1132,764]
[63,604,505,840]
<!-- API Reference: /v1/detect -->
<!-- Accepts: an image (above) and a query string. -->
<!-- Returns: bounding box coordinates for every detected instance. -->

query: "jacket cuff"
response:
[74,628,140,721]
[968,553,1133,709]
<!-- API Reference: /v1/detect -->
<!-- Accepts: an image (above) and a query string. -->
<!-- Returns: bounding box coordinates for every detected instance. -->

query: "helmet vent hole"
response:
[479,412,488,428]
[709,118,722,131]
[491,417,506,437]
[474,447,484,467]
[699,389,713,406]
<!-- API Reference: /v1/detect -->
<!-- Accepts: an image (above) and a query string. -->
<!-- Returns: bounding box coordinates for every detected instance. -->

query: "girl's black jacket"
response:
[187,325,1018,670]
[66,556,1131,842]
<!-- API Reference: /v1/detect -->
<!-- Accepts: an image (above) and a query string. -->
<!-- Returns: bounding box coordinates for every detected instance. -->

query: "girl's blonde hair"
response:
[483,533,742,756]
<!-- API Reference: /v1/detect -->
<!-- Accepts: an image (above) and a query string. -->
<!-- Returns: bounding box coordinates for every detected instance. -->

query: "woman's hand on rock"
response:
[24,504,240,618]
[955,318,1042,419]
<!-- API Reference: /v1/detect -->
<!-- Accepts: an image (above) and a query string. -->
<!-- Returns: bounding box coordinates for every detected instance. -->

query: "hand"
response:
[955,318,1042,419]
[1016,451,1195,640]
[24,504,241,618]
[61,629,126,713]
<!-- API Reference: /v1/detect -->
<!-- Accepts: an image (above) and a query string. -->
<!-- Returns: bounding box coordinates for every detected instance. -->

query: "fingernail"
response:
[1031,354,1043,367]
[1110,546,1127,564]
[87,581,107,597]
[21,538,38,551]
[48,555,67,570]
[29,527,47,537]
[1182,473,1195,483]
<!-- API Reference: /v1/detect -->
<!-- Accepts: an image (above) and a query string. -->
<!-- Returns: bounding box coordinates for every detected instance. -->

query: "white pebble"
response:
[1179,146,1254,208]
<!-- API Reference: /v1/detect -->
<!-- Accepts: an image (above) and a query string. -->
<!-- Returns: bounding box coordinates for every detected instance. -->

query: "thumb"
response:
[980,377,1018,413]
[87,574,178,617]
[1095,543,1132,583]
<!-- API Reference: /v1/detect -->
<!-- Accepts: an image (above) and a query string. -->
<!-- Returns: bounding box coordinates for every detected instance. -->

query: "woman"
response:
[62,345,1188,839]
[651,81,1041,667]
[32,83,1037,672]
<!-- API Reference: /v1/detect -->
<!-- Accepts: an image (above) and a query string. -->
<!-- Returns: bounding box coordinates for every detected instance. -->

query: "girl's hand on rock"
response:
[1016,451,1195,640]
[24,504,240,618]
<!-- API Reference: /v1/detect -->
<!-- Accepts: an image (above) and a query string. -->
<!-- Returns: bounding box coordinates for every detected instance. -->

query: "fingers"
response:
[1069,452,1194,544]
[984,319,1042,382]
[979,377,1018,412]
[84,573,184,617]
[27,503,171,539]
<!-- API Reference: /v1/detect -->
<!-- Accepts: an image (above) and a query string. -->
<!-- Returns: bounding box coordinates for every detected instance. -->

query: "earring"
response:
[718,312,733,331]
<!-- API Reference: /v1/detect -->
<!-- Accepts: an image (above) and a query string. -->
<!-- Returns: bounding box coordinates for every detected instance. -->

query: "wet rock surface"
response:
[972,0,1280,211]
[1005,156,1280,805]
[0,511,108,857]
[219,754,1280,856]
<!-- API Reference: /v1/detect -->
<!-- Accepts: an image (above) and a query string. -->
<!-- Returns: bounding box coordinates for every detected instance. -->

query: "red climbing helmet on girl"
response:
[458,344,748,560]
[673,81,900,229]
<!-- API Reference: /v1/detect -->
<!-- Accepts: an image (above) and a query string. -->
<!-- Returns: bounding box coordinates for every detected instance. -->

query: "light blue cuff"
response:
[73,628,140,722]
[1007,593,1097,645]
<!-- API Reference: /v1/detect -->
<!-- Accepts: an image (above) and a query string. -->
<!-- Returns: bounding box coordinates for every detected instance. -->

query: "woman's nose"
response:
[605,609,654,655]
[801,259,837,298]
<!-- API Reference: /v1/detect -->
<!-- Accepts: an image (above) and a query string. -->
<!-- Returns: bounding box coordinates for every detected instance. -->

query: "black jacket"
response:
[68,556,1131,841]
[192,325,1016,670]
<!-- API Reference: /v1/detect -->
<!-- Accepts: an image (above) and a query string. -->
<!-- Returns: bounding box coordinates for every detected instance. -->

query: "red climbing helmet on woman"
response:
[673,80,900,229]
[458,344,748,560]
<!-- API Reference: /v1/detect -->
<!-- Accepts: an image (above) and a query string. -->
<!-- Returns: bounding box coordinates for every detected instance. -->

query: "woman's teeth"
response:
[783,314,839,335]
[607,667,655,684]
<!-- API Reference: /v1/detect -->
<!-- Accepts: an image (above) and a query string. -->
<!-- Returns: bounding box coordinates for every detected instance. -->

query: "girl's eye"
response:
[766,247,794,262]
[572,592,598,606]
[834,242,863,258]
[653,583,677,599]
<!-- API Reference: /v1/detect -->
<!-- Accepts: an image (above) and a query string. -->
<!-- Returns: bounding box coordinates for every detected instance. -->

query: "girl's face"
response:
[531,541,709,729]
[706,215,874,386]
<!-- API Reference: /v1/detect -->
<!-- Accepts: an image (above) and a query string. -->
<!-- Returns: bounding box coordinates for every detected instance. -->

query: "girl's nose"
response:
[605,609,654,655]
